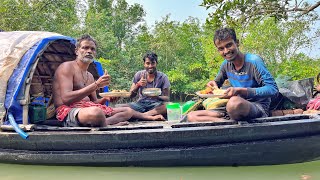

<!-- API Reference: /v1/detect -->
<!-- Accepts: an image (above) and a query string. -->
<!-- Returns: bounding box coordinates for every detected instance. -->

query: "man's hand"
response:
[136,72,147,87]
[316,84,320,92]
[221,87,236,99]
[96,69,111,88]
[103,96,120,102]
[221,87,247,99]
[206,80,219,90]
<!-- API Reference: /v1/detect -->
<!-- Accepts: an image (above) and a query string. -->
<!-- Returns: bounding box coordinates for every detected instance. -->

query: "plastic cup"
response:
[166,103,181,121]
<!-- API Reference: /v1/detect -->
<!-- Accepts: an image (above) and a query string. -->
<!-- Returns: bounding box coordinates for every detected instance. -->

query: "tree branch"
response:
[301,1,320,15]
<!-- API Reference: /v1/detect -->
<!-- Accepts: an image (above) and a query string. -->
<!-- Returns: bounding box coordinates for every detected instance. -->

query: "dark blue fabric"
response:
[94,61,109,106]
[129,100,163,113]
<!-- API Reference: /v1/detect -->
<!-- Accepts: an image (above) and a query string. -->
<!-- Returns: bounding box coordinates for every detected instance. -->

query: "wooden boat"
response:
[1,115,320,166]
[1,31,320,166]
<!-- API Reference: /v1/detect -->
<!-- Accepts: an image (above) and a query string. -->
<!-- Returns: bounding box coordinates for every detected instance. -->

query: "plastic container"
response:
[166,103,181,121]
[29,105,47,124]
[142,88,162,97]
[181,100,196,114]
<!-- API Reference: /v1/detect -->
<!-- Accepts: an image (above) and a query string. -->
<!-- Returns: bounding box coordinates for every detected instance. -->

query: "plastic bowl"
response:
[142,88,161,97]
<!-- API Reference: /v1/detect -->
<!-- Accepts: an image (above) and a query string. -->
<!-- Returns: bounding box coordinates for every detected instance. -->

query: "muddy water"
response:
[0,160,319,180]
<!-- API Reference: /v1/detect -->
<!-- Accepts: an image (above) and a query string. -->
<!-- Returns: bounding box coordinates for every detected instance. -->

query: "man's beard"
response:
[147,68,156,74]
[80,56,94,64]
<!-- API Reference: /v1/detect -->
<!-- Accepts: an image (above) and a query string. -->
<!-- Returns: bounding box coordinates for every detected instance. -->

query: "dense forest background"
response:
[1,0,320,101]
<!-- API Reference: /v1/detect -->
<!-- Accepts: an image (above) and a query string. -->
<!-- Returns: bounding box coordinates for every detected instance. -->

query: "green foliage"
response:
[0,0,79,35]
[240,18,319,78]
[276,54,320,80]
[201,0,319,28]
[1,0,319,101]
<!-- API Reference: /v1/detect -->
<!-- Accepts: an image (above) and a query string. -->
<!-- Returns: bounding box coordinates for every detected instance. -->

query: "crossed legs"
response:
[77,106,164,127]
[187,96,252,122]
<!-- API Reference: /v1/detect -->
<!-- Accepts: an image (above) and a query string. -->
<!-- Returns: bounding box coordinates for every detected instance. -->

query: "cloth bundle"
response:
[202,97,229,110]
[56,100,114,121]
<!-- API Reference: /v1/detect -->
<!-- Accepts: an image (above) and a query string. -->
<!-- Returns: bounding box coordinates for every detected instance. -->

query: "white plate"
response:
[195,91,224,98]
[99,92,130,98]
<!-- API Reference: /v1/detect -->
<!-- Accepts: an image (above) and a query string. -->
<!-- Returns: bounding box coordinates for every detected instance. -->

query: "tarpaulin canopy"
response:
[0,31,105,124]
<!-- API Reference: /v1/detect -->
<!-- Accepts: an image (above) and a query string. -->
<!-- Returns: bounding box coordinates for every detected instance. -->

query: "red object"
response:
[56,100,114,121]
[307,97,320,110]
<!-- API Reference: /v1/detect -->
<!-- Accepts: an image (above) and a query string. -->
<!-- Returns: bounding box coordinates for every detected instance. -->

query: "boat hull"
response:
[0,134,320,166]
[0,115,320,166]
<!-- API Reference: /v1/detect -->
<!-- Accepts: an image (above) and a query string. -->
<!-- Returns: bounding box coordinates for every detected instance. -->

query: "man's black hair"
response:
[143,52,158,63]
[213,28,238,44]
[76,34,97,49]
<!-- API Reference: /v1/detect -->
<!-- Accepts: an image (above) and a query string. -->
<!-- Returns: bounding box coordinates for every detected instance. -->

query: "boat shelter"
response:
[0,31,105,125]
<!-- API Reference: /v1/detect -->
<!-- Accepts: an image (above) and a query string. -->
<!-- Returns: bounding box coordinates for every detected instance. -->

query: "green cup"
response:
[166,103,181,121]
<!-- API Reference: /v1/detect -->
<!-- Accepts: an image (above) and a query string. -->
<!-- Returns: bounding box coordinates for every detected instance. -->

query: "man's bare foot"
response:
[151,114,165,121]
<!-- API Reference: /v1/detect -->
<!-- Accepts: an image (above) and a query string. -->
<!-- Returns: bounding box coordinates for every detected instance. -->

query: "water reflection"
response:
[0,160,319,180]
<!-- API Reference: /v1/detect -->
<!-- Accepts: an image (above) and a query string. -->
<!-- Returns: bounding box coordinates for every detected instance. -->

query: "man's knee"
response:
[226,96,248,120]
[226,96,245,111]
[78,107,105,126]
[87,107,105,118]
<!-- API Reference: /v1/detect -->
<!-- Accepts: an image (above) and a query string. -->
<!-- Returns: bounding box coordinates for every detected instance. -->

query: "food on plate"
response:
[212,89,226,96]
[199,87,226,96]
[199,87,213,94]
[111,90,128,93]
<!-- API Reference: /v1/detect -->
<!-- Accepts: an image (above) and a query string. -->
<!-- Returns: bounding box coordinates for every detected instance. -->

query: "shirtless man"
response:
[53,34,164,127]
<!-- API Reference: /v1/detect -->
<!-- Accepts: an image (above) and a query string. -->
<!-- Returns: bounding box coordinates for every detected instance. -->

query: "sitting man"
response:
[188,28,278,122]
[124,52,170,118]
[53,35,164,127]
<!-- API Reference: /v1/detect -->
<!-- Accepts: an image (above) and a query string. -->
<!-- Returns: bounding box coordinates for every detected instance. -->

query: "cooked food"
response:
[199,87,212,94]
[212,89,226,96]
[111,90,128,93]
[199,87,226,96]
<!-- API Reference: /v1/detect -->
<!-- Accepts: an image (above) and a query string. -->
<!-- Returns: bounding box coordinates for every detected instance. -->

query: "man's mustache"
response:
[84,54,94,58]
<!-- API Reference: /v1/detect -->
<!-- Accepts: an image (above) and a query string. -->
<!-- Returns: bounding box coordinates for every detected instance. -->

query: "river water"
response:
[0,160,319,180]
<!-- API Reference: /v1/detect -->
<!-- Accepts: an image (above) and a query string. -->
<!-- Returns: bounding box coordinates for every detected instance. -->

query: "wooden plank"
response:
[171,120,237,128]
[22,58,41,125]
[0,124,35,132]
[34,125,92,131]
[97,125,163,131]
[248,114,310,123]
